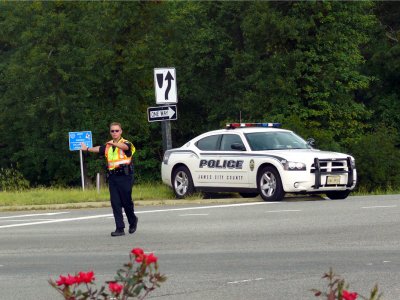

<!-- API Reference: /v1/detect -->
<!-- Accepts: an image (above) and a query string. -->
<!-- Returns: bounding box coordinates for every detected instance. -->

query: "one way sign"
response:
[147,105,177,122]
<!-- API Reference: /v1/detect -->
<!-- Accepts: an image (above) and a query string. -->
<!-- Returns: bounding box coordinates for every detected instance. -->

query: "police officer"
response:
[81,122,138,237]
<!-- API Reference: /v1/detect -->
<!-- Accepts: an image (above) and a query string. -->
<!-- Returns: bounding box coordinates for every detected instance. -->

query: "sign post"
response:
[79,149,84,190]
[153,68,178,153]
[69,131,93,191]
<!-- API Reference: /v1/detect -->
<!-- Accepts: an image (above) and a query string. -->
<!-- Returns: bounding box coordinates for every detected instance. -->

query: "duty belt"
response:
[107,164,132,176]
[107,168,125,175]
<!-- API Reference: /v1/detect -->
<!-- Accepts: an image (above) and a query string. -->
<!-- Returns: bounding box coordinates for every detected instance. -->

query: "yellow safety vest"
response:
[105,138,135,170]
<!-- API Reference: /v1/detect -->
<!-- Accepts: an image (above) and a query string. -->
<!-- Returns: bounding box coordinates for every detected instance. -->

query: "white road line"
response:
[265,210,302,213]
[361,205,397,209]
[228,278,264,284]
[0,212,69,219]
[0,202,277,229]
[137,202,278,214]
[3,219,57,222]
[0,214,113,229]
[179,213,209,216]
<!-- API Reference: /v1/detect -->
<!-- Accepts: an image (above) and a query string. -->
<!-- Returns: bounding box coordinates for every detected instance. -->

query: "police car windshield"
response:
[245,131,310,151]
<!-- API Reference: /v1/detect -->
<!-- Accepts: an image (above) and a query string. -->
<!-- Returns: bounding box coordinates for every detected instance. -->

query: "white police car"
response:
[161,123,357,201]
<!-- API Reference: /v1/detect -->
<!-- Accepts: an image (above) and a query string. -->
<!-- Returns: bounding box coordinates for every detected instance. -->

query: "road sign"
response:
[154,67,177,104]
[147,105,177,122]
[69,131,93,151]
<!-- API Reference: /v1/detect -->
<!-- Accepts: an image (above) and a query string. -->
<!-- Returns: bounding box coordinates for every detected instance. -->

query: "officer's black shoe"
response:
[111,229,125,237]
[129,217,138,234]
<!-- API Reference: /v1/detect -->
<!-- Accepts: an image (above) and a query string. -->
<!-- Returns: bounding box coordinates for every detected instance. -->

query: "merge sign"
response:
[69,131,93,151]
[154,67,177,104]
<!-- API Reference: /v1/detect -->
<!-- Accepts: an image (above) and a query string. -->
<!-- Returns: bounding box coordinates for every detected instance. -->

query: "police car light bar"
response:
[226,123,282,129]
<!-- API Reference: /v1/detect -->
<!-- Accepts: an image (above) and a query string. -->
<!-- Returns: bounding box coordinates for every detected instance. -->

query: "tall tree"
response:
[0,2,170,185]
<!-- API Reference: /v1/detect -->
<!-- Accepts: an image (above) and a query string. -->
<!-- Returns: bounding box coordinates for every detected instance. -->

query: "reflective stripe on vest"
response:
[105,138,134,170]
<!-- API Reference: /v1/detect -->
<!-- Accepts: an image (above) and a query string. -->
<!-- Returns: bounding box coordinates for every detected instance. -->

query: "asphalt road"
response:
[0,195,399,299]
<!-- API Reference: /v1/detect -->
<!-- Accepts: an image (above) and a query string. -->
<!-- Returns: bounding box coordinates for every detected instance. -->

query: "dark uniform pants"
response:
[108,174,137,229]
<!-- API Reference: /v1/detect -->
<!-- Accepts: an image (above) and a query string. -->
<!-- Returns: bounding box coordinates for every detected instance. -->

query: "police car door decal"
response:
[196,134,249,187]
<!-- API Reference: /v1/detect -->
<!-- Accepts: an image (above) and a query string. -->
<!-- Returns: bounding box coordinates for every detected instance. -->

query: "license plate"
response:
[326,176,340,185]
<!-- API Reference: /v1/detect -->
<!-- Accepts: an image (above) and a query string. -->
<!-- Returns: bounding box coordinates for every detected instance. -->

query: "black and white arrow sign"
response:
[154,68,178,104]
[147,105,177,122]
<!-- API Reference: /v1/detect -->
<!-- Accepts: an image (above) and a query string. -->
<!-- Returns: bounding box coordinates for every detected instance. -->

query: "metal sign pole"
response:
[80,150,85,191]
[161,121,172,153]
[96,173,100,194]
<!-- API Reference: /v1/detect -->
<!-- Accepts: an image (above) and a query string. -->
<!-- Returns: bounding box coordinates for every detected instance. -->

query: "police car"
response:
[161,123,357,201]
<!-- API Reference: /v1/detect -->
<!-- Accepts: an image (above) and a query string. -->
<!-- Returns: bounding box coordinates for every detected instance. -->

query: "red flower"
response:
[135,255,144,263]
[132,248,146,263]
[131,248,144,256]
[77,271,95,284]
[56,275,67,286]
[145,253,158,265]
[109,282,123,295]
[56,274,77,286]
[342,290,358,300]
[65,274,77,285]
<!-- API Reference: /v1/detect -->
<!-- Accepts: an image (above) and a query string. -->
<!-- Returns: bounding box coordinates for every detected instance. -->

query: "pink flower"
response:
[145,253,158,265]
[342,290,358,300]
[109,282,123,295]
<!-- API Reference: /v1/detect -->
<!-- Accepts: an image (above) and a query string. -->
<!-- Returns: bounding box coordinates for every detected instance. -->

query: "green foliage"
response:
[348,126,400,192]
[0,168,30,191]
[0,2,169,185]
[0,1,399,191]
[312,268,382,300]
[0,184,175,208]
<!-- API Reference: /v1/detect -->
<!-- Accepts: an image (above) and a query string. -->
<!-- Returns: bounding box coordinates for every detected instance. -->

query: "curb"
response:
[0,195,325,212]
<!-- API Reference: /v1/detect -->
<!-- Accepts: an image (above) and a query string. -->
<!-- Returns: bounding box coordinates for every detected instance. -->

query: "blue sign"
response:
[69,131,93,151]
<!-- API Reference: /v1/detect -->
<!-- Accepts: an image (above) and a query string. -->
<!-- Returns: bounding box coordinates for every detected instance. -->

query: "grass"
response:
[0,183,398,209]
[0,183,176,208]
[352,185,400,196]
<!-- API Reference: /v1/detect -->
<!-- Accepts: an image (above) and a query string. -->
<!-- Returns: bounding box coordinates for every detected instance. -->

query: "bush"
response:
[312,268,382,300]
[49,247,166,300]
[348,126,400,191]
[0,167,30,191]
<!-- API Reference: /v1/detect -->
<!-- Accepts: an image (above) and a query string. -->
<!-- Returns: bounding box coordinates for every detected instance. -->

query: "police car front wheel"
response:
[257,166,284,202]
[325,190,350,200]
[172,166,194,199]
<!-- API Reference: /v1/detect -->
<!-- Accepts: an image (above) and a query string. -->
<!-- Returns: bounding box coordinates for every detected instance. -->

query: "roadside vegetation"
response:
[0,182,397,210]
[0,183,177,209]
[1,2,400,201]
[1,2,400,192]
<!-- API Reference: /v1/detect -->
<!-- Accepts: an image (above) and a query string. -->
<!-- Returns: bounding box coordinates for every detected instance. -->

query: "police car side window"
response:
[196,135,221,151]
[220,134,244,151]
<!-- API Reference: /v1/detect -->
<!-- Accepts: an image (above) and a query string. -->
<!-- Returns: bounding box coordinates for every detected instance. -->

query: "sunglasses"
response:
[110,130,120,133]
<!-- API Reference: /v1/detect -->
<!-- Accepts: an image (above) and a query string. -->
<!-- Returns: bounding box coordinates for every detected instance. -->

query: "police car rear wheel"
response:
[172,166,194,199]
[257,166,284,201]
[325,190,350,200]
